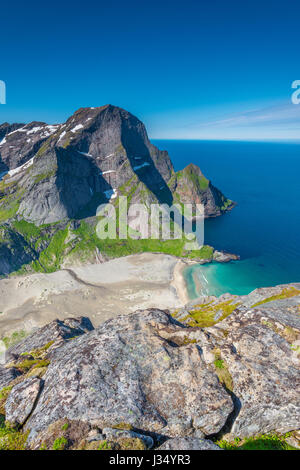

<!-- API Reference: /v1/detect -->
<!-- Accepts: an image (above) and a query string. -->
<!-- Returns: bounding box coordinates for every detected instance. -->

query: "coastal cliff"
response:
[0,105,234,276]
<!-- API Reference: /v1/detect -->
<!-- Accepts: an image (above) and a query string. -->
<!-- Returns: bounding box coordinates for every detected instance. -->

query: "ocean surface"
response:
[153,140,300,298]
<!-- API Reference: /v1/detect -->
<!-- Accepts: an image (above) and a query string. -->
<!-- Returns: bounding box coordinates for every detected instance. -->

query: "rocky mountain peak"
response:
[0,120,62,173]
[0,106,234,249]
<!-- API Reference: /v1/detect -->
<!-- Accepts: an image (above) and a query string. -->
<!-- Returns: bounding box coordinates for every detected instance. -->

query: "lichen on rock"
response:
[0,284,299,450]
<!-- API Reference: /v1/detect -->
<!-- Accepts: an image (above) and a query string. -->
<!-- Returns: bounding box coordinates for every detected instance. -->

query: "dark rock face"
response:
[0,105,235,277]
[5,316,94,363]
[0,226,38,276]
[0,122,60,172]
[5,377,43,427]
[0,105,232,225]
[0,366,22,389]
[0,123,24,142]
[170,163,234,217]
[0,123,24,173]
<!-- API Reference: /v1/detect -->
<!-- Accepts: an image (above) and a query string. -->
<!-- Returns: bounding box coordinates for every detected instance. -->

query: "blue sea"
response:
[153,140,300,298]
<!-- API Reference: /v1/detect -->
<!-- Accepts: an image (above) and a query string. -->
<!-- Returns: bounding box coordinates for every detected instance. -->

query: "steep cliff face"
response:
[0,105,232,225]
[0,122,61,173]
[0,226,38,276]
[169,163,234,217]
[0,106,235,276]
[0,123,24,144]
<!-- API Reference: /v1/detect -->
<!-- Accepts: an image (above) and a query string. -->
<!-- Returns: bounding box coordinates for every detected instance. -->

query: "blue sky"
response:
[1,0,300,140]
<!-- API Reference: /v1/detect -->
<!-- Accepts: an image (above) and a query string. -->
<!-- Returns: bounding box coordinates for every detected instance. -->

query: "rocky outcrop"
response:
[0,225,38,276]
[158,437,221,450]
[0,366,21,389]
[173,283,300,326]
[23,309,233,441]
[0,121,61,172]
[5,316,94,363]
[0,285,299,450]
[213,250,240,263]
[172,284,300,438]
[5,377,43,427]
[214,300,300,437]
[169,163,234,217]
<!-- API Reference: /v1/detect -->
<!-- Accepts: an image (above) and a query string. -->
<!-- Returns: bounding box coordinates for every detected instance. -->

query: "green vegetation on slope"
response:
[252,287,300,307]
[0,201,20,223]
[177,164,210,191]
[64,220,214,264]
[213,349,233,391]
[0,179,24,223]
[2,330,28,349]
[4,217,215,275]
[216,433,297,450]
[12,220,43,239]
[32,227,69,272]
[52,437,68,450]
[176,299,240,328]
[0,415,29,450]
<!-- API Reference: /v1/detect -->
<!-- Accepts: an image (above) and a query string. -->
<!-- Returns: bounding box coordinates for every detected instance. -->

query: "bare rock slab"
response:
[25,309,233,441]
[211,301,300,437]
[5,377,43,427]
[0,366,22,389]
[158,438,222,450]
[6,316,94,362]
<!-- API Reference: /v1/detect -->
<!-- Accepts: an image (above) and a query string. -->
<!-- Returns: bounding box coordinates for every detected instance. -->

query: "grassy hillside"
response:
[2,219,214,276]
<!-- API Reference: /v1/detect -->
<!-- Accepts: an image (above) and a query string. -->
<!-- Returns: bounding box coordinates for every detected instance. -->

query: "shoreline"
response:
[0,252,242,339]
[171,259,190,305]
[0,252,242,340]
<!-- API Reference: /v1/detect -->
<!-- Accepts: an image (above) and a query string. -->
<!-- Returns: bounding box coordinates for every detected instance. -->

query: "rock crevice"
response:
[0,285,299,449]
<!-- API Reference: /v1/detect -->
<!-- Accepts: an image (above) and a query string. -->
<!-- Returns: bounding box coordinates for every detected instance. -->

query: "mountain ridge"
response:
[0,105,235,276]
[0,105,234,224]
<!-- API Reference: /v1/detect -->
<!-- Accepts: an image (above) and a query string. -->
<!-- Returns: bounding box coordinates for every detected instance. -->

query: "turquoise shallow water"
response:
[154,140,300,298]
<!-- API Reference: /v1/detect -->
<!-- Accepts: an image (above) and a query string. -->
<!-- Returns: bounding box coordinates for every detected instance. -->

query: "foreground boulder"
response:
[173,285,300,437]
[0,285,299,450]
[5,377,43,427]
[5,316,94,362]
[212,298,300,437]
[24,309,233,442]
[0,366,21,389]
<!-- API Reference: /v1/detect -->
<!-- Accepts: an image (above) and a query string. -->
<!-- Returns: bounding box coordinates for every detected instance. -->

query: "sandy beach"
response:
[0,253,189,339]
[171,258,190,305]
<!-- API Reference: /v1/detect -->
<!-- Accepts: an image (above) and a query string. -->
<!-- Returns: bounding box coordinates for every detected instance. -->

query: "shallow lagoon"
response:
[154,140,300,297]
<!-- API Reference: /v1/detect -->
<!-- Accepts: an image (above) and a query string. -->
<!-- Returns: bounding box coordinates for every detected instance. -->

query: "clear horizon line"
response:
[150,137,300,143]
